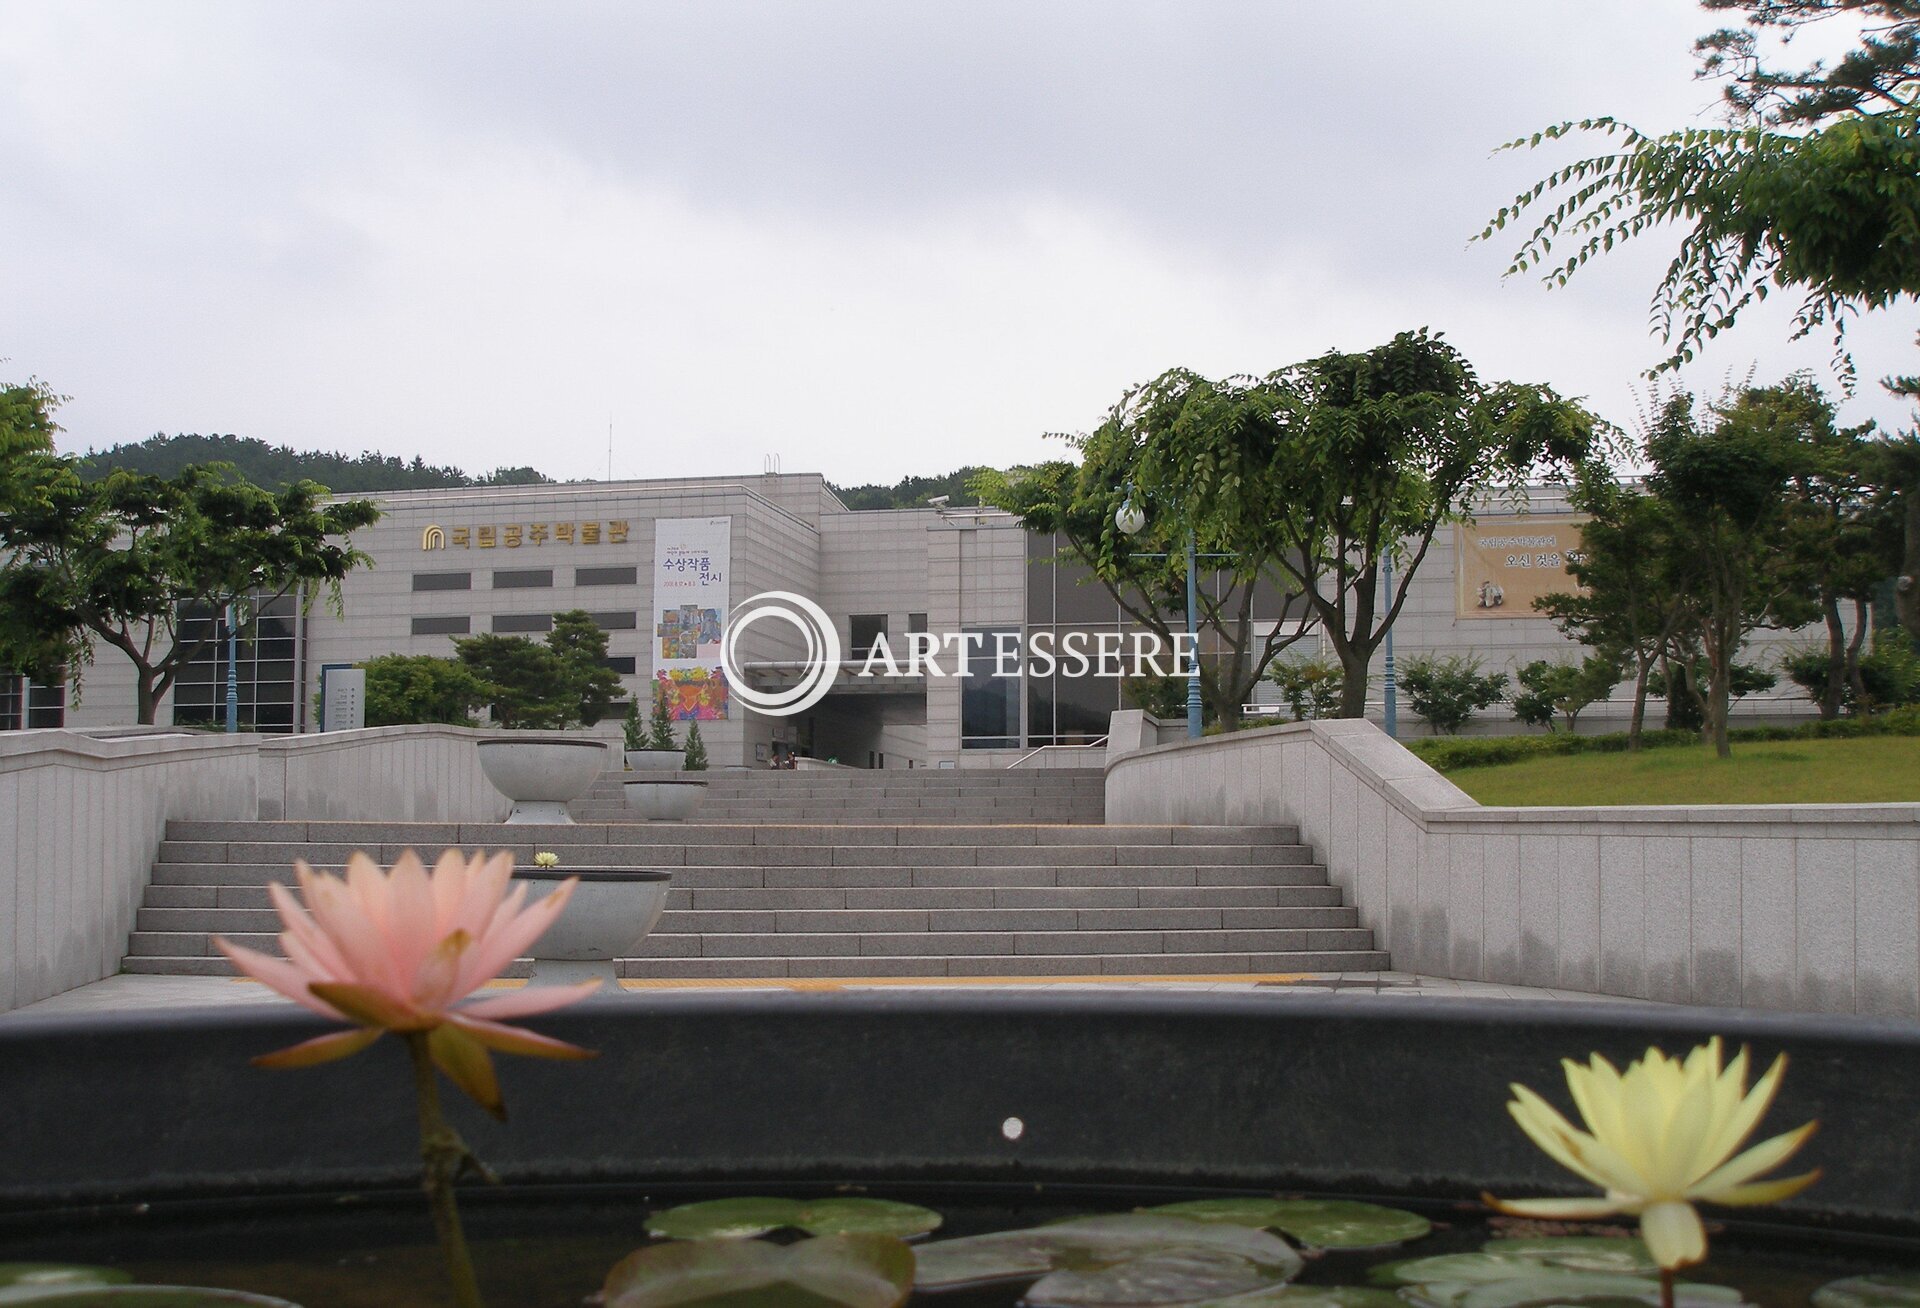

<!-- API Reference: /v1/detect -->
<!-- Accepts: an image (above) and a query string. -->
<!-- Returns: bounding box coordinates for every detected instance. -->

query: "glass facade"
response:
[171,596,299,732]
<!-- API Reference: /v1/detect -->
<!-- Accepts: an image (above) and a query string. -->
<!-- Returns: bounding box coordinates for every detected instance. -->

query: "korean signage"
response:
[653,517,731,720]
[420,521,629,550]
[1453,514,1587,619]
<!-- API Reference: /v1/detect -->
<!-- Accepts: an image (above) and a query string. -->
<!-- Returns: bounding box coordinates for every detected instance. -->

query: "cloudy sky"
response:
[4,2,1913,485]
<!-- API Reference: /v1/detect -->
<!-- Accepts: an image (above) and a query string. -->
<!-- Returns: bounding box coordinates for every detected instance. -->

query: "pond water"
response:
[2,1186,1916,1307]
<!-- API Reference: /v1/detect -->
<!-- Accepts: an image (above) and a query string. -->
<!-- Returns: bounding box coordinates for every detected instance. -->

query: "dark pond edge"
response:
[3,991,1916,1233]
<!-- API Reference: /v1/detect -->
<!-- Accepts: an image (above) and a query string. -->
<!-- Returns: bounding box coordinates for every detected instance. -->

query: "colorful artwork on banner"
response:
[653,517,731,720]
[1453,514,1587,619]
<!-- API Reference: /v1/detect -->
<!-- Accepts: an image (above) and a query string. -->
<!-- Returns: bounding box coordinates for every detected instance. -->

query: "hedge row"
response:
[1404,708,1920,772]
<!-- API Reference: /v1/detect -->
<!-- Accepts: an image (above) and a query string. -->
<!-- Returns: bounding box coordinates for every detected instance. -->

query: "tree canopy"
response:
[977,330,1602,721]
[0,451,380,722]
[75,432,556,493]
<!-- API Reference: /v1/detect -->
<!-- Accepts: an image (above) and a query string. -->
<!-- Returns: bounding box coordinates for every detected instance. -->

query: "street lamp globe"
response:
[1114,498,1146,536]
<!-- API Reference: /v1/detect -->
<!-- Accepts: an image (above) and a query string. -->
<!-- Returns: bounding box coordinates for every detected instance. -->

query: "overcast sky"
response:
[5,2,1914,485]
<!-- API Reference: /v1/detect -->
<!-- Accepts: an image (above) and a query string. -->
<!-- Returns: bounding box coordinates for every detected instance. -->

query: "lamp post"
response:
[224,602,240,734]
[1382,552,1398,739]
[1115,495,1202,740]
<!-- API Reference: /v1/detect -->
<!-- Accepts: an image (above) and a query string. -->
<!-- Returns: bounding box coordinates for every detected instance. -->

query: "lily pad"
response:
[1816,1275,1920,1308]
[0,1291,301,1307]
[0,1266,134,1302]
[645,1197,941,1241]
[1394,1271,1744,1308]
[602,1234,915,1308]
[1183,1292,1404,1308]
[1373,1239,1656,1286]
[915,1213,1302,1298]
[1142,1199,1431,1249]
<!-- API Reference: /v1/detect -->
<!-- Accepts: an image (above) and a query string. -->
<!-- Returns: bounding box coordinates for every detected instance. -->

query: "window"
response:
[172,596,300,732]
[0,674,64,730]
[959,627,1020,749]
[492,569,554,589]
[907,613,928,634]
[849,614,888,660]
[585,610,638,631]
[411,616,471,636]
[493,613,554,633]
[576,566,638,587]
[600,656,638,675]
[413,572,472,592]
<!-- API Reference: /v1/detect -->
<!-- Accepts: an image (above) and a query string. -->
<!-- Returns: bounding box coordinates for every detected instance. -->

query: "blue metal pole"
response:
[1382,554,1398,739]
[224,602,240,733]
[1185,531,1202,739]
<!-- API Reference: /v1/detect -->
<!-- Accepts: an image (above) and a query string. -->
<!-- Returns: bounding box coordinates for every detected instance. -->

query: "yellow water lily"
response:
[1485,1037,1819,1272]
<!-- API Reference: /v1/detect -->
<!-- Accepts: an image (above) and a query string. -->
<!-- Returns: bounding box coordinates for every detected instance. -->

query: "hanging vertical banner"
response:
[653,516,731,719]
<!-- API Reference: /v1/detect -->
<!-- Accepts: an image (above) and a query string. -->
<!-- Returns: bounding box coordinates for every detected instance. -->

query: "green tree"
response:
[682,720,708,770]
[0,457,380,723]
[1511,655,1624,733]
[645,677,679,751]
[1648,657,1779,731]
[362,654,490,727]
[1535,465,1699,748]
[1774,379,1899,715]
[622,695,646,751]
[546,609,623,728]
[1130,330,1599,718]
[1695,1,1920,127]
[454,634,564,728]
[1645,386,1816,755]
[0,377,62,460]
[974,457,1314,731]
[1397,653,1509,735]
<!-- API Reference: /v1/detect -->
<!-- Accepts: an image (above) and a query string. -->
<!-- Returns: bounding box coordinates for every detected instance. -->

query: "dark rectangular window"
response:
[907,613,928,634]
[171,596,300,732]
[600,656,638,674]
[585,610,638,631]
[411,615,472,636]
[413,572,472,592]
[492,569,554,589]
[493,613,553,633]
[960,627,1020,749]
[576,566,638,587]
[849,614,887,659]
[0,674,65,730]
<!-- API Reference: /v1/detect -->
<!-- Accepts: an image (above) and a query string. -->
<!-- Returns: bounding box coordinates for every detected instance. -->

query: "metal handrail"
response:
[1004,737,1108,769]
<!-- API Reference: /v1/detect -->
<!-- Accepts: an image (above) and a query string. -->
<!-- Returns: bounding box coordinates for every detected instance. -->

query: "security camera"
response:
[927,495,951,507]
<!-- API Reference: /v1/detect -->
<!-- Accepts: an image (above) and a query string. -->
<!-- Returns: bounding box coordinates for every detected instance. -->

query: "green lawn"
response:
[1443,735,1920,806]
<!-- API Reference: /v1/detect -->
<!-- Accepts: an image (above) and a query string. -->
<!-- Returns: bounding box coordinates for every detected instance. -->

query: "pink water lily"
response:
[214,848,600,1118]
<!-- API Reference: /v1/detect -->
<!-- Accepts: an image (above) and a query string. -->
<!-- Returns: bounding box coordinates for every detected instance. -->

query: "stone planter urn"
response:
[476,736,610,824]
[517,867,672,986]
[623,776,709,821]
[624,748,686,772]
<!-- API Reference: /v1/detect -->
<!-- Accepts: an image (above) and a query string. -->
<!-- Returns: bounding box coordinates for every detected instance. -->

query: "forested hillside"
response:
[76,432,554,492]
[828,466,997,510]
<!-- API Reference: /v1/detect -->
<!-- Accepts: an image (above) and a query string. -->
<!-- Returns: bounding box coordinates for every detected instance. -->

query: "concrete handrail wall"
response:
[0,725,565,1012]
[1106,718,1920,1019]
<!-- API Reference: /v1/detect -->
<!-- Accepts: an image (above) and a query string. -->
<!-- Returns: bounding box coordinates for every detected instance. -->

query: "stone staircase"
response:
[569,767,1107,825]
[120,817,1388,979]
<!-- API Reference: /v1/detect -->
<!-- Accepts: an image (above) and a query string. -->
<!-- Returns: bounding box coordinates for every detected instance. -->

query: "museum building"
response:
[6,472,1828,764]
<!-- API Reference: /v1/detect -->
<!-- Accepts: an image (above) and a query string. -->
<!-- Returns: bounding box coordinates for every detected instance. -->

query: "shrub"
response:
[1781,644,1920,714]
[1647,660,1775,732]
[622,696,645,751]
[361,654,489,727]
[1266,652,1344,721]
[1511,656,1622,733]
[1397,654,1508,736]
[645,678,678,752]
[1404,708,1920,771]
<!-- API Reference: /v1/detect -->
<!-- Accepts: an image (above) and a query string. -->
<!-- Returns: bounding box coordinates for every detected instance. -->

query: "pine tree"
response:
[644,679,678,752]
[682,720,708,771]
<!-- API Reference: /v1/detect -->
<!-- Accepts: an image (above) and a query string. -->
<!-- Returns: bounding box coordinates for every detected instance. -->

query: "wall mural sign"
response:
[653,516,731,720]
[1453,514,1587,619]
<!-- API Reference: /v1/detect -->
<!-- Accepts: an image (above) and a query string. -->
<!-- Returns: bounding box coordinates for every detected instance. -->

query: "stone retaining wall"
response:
[0,725,529,1011]
[1106,718,1920,1017]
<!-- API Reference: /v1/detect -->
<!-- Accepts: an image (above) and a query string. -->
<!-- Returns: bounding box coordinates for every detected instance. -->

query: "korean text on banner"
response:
[652,517,731,719]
